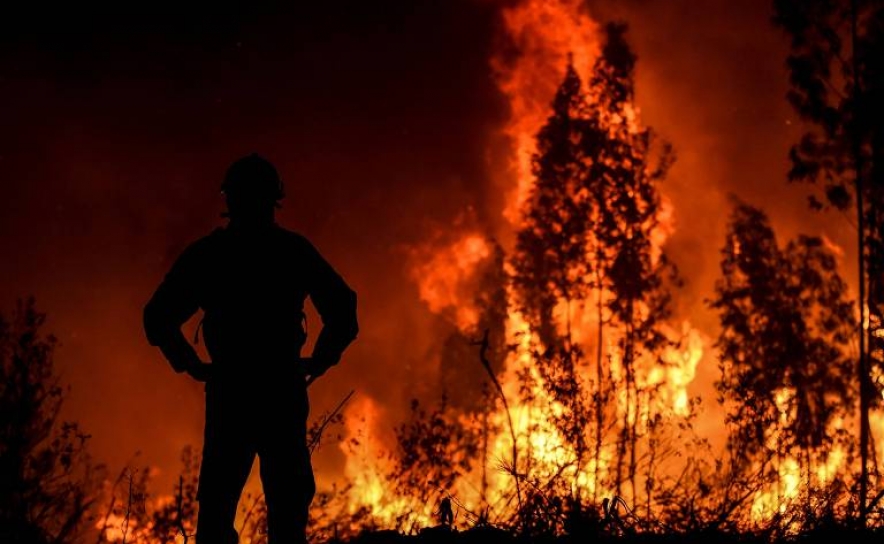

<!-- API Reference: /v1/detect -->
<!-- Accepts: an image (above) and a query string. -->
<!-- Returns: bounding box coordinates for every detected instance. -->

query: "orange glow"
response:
[339,0,714,526]
[490,0,600,225]
[332,0,867,531]
[27,1,870,538]
[409,232,492,333]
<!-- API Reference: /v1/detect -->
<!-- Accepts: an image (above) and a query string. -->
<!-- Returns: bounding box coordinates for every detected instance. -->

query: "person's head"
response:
[221,154,284,224]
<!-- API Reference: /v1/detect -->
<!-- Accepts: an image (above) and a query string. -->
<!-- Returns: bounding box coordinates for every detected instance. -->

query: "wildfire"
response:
[333,0,715,529]
[334,0,866,534]
[7,1,877,542]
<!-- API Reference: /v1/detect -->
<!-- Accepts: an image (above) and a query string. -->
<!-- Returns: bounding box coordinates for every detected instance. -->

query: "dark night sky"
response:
[0,1,857,492]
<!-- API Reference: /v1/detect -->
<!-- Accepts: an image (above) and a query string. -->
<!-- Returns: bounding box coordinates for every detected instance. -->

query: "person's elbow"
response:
[143,298,172,347]
[342,287,359,344]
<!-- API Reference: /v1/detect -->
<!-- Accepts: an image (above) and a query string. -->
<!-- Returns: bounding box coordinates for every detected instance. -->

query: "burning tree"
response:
[774,0,884,517]
[509,53,599,512]
[586,24,678,506]
[711,201,855,519]
[510,22,679,516]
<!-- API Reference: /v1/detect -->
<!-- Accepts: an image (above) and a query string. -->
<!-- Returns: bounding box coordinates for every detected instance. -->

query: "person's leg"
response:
[258,390,314,544]
[260,443,315,544]
[196,385,255,544]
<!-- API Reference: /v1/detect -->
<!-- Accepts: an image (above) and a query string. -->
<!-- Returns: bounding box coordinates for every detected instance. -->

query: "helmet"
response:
[221,153,284,205]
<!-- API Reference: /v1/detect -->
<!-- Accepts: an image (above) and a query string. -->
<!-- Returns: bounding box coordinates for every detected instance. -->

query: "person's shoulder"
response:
[194,227,227,248]
[273,225,314,250]
[180,228,226,260]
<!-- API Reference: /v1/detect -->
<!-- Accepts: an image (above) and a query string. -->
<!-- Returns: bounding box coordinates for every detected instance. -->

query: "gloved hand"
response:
[185,360,214,383]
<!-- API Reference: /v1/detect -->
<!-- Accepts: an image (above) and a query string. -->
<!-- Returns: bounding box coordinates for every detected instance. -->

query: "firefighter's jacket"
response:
[144,223,358,381]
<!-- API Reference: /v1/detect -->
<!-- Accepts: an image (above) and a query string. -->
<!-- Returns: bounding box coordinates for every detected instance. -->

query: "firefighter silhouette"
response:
[144,154,358,544]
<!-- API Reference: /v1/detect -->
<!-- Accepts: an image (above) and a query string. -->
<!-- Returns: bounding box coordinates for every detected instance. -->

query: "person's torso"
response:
[189,224,312,370]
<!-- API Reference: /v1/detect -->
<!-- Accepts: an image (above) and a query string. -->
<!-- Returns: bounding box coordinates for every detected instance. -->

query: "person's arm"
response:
[302,238,358,379]
[143,243,210,380]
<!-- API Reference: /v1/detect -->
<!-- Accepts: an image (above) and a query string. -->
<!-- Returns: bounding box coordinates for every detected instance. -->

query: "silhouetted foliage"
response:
[710,201,854,505]
[508,53,600,516]
[392,396,481,512]
[149,447,199,543]
[586,23,679,502]
[511,57,595,347]
[0,298,100,544]
[774,0,884,513]
[510,22,679,511]
[96,465,151,543]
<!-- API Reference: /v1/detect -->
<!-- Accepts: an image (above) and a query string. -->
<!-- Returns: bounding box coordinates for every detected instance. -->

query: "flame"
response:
[336,0,864,533]
[651,196,676,265]
[96,513,133,543]
[339,396,436,529]
[408,231,492,333]
[491,0,600,225]
[341,0,710,527]
[748,391,852,523]
[656,322,703,416]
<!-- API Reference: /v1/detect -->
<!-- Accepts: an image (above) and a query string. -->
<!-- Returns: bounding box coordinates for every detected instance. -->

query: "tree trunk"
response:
[851,0,871,524]
[594,266,605,503]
